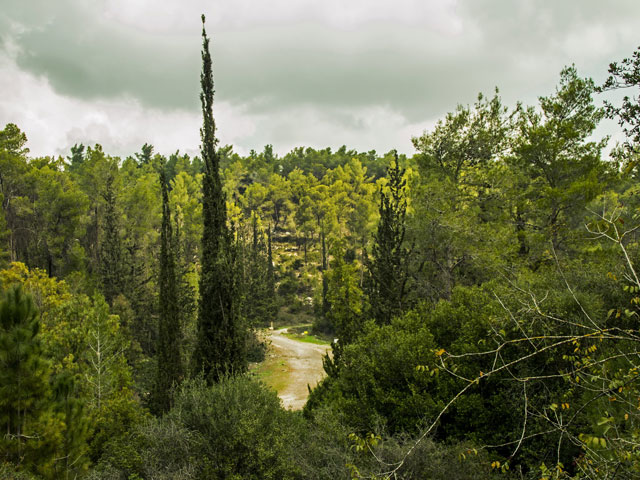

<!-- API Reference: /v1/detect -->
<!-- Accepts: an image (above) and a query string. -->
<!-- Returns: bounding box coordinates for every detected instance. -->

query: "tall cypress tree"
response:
[192,15,246,382]
[267,225,275,297]
[100,168,123,305]
[364,151,410,325]
[150,168,183,414]
[266,224,277,320]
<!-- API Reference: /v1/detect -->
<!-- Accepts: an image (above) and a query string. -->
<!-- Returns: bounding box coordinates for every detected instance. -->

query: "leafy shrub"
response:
[306,310,440,435]
[277,275,298,299]
[360,435,496,480]
[246,329,267,362]
[311,313,334,335]
[103,377,301,480]
[0,463,41,479]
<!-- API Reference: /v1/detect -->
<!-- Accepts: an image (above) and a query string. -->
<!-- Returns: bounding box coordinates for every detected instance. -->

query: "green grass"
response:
[249,353,290,393]
[283,324,332,345]
[282,331,330,345]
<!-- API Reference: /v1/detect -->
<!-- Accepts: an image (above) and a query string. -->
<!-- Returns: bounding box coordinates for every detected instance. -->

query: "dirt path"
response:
[268,328,331,410]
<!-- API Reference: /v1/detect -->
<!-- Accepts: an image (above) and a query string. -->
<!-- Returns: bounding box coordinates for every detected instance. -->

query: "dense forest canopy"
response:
[1,15,640,479]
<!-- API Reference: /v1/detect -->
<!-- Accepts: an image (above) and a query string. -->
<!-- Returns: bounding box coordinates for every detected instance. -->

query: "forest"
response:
[2,17,640,480]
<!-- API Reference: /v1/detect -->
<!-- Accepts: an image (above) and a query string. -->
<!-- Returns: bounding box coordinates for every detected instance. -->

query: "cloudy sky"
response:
[0,0,638,159]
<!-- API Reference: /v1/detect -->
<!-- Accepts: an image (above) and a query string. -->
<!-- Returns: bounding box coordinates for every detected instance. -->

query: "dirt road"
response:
[268,328,331,410]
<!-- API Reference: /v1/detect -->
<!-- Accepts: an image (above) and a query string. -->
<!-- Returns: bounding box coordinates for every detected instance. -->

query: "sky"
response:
[0,0,638,159]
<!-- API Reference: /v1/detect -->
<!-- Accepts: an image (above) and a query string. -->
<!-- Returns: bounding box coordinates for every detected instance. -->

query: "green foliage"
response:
[192,17,247,382]
[3,42,640,480]
[150,167,183,414]
[365,152,410,326]
[410,91,513,301]
[0,285,53,473]
[102,377,301,479]
[511,66,609,259]
[0,263,144,476]
[240,212,277,327]
[307,310,440,435]
[322,240,364,372]
[0,463,41,480]
[601,45,640,150]
[99,165,123,305]
[0,192,7,267]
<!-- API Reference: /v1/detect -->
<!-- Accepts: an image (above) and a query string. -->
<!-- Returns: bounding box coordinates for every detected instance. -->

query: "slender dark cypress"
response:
[100,169,123,305]
[192,15,246,382]
[266,225,277,320]
[364,151,410,325]
[267,225,274,292]
[150,168,183,413]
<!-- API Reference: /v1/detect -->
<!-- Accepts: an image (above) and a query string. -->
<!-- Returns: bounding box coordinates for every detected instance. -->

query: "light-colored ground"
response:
[267,328,330,410]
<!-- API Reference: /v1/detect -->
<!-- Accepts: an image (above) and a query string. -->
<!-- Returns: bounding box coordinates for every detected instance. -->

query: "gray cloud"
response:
[0,0,638,157]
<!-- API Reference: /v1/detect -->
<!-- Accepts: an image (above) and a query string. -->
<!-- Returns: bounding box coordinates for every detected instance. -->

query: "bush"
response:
[312,313,334,335]
[360,435,497,480]
[246,330,267,363]
[293,405,498,480]
[277,275,298,299]
[306,311,440,435]
[109,376,302,480]
[0,463,41,479]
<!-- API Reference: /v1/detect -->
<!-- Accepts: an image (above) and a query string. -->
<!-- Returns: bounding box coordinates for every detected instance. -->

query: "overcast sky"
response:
[0,0,638,159]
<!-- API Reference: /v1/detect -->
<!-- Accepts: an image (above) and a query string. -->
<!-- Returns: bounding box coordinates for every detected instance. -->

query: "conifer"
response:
[150,168,183,413]
[0,286,50,464]
[100,169,123,305]
[192,16,246,382]
[365,152,410,325]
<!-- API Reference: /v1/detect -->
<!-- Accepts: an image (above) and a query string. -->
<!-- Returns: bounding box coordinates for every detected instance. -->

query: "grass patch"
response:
[283,325,332,345]
[282,332,330,345]
[249,351,291,393]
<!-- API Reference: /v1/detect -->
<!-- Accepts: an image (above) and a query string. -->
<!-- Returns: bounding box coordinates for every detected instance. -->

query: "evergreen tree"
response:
[242,212,273,326]
[364,152,410,325]
[135,143,154,166]
[267,225,275,299]
[99,168,123,305]
[323,241,363,374]
[51,371,90,479]
[0,285,51,468]
[192,15,246,382]
[0,192,7,267]
[266,224,277,320]
[172,206,197,372]
[66,143,85,172]
[321,229,330,319]
[150,168,183,414]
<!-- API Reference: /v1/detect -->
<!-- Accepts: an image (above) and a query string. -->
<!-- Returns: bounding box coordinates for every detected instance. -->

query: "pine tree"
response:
[242,213,278,326]
[135,143,154,166]
[192,15,246,382]
[150,168,183,413]
[0,285,51,466]
[66,143,85,172]
[51,371,90,478]
[364,151,410,325]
